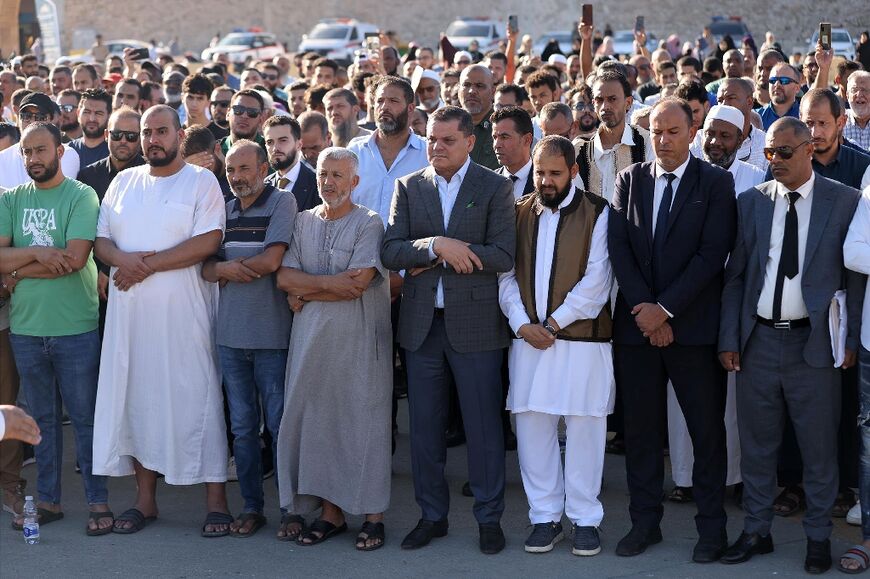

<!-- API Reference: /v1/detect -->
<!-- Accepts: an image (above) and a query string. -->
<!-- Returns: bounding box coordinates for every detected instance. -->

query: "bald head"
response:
[459,65,495,119]
[142,104,181,131]
[226,139,268,199]
[769,116,811,142]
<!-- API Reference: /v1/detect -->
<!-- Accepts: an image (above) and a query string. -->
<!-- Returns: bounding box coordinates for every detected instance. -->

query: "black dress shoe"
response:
[445,427,465,448]
[693,536,728,563]
[461,481,473,497]
[805,538,832,574]
[721,531,774,564]
[479,523,505,554]
[615,525,663,557]
[401,519,448,550]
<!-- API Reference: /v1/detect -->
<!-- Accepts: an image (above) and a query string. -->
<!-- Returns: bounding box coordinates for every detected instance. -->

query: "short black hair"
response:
[593,70,632,98]
[117,78,142,92]
[490,105,533,136]
[374,75,414,106]
[57,88,81,103]
[298,111,329,138]
[73,64,98,82]
[141,81,162,101]
[288,80,310,92]
[351,71,375,93]
[658,61,677,73]
[704,56,724,75]
[597,60,629,78]
[181,124,215,157]
[801,87,843,119]
[323,87,358,107]
[429,105,473,137]
[182,73,214,97]
[312,58,339,73]
[651,97,695,129]
[769,116,812,142]
[495,83,529,104]
[51,66,72,78]
[484,51,507,65]
[22,121,62,147]
[677,56,702,72]
[675,80,709,105]
[533,135,576,169]
[80,88,113,112]
[262,114,302,140]
[525,70,560,92]
[0,122,21,144]
[232,89,265,110]
[304,84,332,109]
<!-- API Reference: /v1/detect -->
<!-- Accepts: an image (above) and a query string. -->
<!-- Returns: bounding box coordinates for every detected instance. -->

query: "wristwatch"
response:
[543,321,558,335]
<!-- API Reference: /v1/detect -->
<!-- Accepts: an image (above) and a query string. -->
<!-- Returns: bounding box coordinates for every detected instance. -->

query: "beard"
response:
[82,123,107,139]
[376,109,409,135]
[27,156,60,183]
[61,120,80,132]
[231,180,260,198]
[270,149,297,171]
[147,143,179,167]
[536,180,573,209]
[333,118,355,144]
[111,145,139,164]
[703,147,737,169]
[578,114,598,132]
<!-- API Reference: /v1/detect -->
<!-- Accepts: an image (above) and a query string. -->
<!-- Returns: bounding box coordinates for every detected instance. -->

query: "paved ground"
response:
[0,402,862,578]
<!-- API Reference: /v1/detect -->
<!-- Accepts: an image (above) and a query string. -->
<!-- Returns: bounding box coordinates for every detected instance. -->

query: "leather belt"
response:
[756,316,810,330]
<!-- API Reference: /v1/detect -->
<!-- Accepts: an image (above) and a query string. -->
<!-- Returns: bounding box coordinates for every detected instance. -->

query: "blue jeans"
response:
[9,330,107,505]
[859,347,870,539]
[218,346,287,513]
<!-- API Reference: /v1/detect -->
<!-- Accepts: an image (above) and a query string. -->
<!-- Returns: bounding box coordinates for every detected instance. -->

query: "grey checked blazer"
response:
[719,176,865,368]
[382,161,516,353]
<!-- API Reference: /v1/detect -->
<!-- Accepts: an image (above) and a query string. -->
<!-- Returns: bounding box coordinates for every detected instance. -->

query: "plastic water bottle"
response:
[22,496,39,544]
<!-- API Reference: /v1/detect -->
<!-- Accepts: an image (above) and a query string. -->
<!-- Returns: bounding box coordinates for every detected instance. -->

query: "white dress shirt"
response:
[593,124,655,203]
[756,173,815,320]
[728,158,765,196]
[843,185,870,350]
[501,159,532,200]
[428,156,472,308]
[652,157,690,234]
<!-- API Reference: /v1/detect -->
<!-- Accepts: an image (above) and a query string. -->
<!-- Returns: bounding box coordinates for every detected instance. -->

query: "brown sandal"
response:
[773,485,805,517]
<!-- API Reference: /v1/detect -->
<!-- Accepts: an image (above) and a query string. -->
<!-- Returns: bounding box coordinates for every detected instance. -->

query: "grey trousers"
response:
[737,323,840,541]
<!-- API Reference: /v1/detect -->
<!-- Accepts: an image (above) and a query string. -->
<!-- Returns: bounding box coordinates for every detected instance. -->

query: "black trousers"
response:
[615,342,728,540]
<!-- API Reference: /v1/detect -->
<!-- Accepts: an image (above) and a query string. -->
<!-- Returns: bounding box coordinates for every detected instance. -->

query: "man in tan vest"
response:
[498,135,614,557]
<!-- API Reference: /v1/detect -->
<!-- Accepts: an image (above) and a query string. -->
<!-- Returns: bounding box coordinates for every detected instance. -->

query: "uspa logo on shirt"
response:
[22,208,56,247]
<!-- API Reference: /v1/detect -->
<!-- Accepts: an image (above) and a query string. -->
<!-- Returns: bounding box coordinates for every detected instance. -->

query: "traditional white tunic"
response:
[499,192,615,417]
[92,163,228,485]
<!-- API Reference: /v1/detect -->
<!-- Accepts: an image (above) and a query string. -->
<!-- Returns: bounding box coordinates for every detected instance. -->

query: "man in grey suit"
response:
[719,117,864,574]
[382,106,516,555]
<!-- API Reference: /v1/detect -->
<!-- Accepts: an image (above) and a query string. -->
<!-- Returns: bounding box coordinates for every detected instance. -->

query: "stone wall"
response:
[62,0,870,59]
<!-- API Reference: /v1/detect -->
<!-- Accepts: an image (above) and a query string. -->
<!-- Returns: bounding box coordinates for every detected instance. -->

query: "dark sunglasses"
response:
[763,140,810,161]
[572,102,594,111]
[768,76,797,86]
[58,104,77,113]
[20,111,50,122]
[211,100,231,108]
[231,105,261,118]
[109,130,140,142]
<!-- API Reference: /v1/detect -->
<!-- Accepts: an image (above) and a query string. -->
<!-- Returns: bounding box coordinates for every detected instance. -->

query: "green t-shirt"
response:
[0,178,99,337]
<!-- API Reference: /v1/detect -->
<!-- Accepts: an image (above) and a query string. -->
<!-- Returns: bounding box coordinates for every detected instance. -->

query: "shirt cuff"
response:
[427,237,437,262]
[508,310,532,336]
[0,410,5,442]
[657,302,674,318]
[550,306,573,332]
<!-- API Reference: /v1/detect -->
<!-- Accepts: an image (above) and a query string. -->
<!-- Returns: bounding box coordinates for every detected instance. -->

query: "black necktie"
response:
[653,173,676,253]
[509,174,519,183]
[771,191,801,321]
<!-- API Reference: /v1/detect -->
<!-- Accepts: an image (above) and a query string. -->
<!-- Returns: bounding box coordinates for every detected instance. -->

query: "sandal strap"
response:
[204,511,234,525]
[843,546,870,565]
[281,513,305,525]
[308,519,338,534]
[237,512,265,522]
[359,521,384,535]
[89,511,115,521]
[117,508,146,524]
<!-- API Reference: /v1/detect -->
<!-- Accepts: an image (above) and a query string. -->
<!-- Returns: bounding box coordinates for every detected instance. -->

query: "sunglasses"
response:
[109,130,139,142]
[768,76,797,86]
[231,105,261,118]
[572,102,594,111]
[58,104,77,113]
[763,140,810,161]
[20,111,50,122]
[211,100,231,108]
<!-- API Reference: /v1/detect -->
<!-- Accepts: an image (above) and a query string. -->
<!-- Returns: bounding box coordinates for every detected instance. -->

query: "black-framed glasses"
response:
[19,111,50,122]
[763,140,810,161]
[572,102,594,111]
[231,105,261,118]
[769,76,797,86]
[109,130,139,142]
[211,100,231,108]
[58,104,76,113]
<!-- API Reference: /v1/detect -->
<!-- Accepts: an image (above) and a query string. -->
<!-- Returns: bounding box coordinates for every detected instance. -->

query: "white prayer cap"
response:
[705,104,744,131]
[411,67,441,92]
[454,51,473,64]
[548,54,567,65]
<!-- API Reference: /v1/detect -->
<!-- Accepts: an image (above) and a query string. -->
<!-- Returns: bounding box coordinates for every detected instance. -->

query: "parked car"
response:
[707,16,751,43]
[532,31,575,56]
[611,30,659,57]
[201,31,285,66]
[99,39,151,59]
[297,19,379,64]
[445,18,504,53]
[807,27,855,61]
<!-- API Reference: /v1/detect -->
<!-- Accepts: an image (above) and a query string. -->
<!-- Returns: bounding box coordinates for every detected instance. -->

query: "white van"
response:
[297,19,379,65]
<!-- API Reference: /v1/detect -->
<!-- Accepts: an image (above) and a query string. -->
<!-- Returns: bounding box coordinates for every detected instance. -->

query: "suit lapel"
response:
[421,166,445,234]
[523,164,535,196]
[639,163,656,249]
[663,156,698,239]
[446,163,479,238]
[803,178,834,271]
[755,184,776,274]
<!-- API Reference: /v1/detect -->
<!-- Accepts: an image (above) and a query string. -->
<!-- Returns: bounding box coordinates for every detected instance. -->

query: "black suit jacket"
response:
[499,164,535,197]
[265,162,320,212]
[608,156,737,345]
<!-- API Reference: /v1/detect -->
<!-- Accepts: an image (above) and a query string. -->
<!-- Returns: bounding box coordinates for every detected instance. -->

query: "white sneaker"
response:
[227,457,238,482]
[847,500,862,526]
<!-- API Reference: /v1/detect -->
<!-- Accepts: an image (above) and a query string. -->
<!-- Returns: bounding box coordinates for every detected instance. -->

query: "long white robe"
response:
[92,163,228,485]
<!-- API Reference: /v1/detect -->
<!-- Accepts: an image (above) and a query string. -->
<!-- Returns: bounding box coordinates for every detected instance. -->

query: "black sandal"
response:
[668,486,694,503]
[86,511,115,536]
[773,485,805,517]
[296,519,347,546]
[112,508,156,534]
[201,511,233,538]
[277,513,305,542]
[230,512,267,538]
[356,521,386,551]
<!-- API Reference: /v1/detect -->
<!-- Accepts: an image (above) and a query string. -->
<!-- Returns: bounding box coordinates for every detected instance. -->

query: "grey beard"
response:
[704,148,737,170]
[333,120,355,145]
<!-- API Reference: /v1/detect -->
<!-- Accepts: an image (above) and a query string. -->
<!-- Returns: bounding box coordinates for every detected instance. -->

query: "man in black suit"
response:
[382,106,516,555]
[262,115,319,212]
[608,97,737,563]
[492,105,535,200]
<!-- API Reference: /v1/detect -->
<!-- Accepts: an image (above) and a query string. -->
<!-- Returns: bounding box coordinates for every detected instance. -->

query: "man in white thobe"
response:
[498,136,614,557]
[92,105,232,536]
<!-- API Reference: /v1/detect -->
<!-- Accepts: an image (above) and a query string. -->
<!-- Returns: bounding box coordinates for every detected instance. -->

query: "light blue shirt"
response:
[428,156,472,308]
[347,130,429,227]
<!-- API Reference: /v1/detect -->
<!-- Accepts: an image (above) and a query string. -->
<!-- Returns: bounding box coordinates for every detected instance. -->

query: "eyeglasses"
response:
[231,105,261,118]
[211,100,231,108]
[58,104,76,113]
[572,102,594,111]
[763,140,810,161]
[109,130,139,142]
[768,76,797,86]
[19,111,50,122]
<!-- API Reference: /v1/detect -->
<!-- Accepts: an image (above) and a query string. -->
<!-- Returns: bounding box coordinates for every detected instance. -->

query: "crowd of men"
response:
[1,19,870,575]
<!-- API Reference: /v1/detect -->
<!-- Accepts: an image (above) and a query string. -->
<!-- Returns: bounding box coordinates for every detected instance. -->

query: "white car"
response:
[808,28,855,61]
[297,19,379,65]
[99,39,152,59]
[445,18,504,53]
[201,32,285,66]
